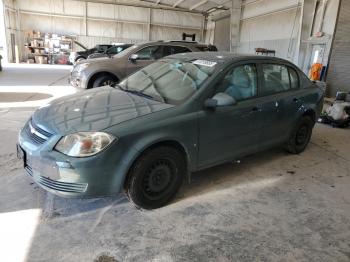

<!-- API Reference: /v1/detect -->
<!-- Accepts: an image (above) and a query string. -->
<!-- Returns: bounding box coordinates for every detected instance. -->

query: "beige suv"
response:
[69,41,217,89]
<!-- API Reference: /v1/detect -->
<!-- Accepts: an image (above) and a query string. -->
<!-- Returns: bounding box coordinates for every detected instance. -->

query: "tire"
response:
[92,75,118,88]
[126,146,186,209]
[285,116,314,154]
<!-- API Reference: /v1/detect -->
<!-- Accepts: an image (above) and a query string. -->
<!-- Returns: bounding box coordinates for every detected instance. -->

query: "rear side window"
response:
[163,46,191,56]
[196,45,218,51]
[261,64,293,96]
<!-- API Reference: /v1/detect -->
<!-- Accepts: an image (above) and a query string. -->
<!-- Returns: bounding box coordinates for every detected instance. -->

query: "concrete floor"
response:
[0,65,349,262]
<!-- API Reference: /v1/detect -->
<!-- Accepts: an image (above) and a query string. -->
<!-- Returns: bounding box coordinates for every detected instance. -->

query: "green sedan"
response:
[17,52,324,209]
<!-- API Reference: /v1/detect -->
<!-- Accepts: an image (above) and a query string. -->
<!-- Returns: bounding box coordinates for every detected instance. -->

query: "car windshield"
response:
[117,59,217,105]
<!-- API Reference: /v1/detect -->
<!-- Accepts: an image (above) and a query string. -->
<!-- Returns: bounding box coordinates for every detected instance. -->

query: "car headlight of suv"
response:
[74,63,89,73]
[55,132,115,157]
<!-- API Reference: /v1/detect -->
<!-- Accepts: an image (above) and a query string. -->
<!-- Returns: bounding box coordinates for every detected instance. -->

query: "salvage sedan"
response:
[17,52,324,209]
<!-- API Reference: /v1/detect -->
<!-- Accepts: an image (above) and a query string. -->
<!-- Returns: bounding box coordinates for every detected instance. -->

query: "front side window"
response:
[163,46,191,56]
[261,64,291,96]
[118,59,217,105]
[135,46,162,60]
[219,64,257,101]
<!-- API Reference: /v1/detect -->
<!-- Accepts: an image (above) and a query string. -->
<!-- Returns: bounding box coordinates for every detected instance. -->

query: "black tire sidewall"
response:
[286,116,314,154]
[127,147,186,209]
[92,75,117,88]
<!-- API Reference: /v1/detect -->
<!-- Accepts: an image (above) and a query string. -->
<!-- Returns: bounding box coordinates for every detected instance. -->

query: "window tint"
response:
[135,45,162,60]
[220,64,257,101]
[163,46,191,56]
[289,68,299,89]
[261,64,290,96]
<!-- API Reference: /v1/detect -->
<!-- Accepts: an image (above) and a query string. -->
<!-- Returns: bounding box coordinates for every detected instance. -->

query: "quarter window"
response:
[289,68,299,89]
[261,64,290,96]
[220,64,258,101]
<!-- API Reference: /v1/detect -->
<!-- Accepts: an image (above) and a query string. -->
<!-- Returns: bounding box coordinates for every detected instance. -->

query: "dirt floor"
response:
[0,65,349,262]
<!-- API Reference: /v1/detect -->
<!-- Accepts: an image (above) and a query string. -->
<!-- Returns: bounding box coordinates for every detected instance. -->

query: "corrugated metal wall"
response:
[3,0,205,62]
[326,0,350,96]
[213,17,230,51]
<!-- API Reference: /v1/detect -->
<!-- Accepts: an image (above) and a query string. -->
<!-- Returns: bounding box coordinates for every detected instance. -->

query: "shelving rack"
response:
[24,30,75,65]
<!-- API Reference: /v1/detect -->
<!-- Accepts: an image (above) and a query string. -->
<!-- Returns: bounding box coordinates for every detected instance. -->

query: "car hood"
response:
[32,86,174,135]
[76,56,116,66]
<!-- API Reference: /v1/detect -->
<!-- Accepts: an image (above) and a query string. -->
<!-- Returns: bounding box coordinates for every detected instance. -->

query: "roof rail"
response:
[166,40,198,43]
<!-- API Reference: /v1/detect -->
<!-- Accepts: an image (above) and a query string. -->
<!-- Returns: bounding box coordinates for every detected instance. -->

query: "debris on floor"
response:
[319,91,350,128]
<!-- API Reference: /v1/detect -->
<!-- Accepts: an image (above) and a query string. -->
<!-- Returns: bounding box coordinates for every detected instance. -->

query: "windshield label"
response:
[192,60,217,67]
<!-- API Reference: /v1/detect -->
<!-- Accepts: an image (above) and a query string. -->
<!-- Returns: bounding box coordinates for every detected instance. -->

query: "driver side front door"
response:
[126,45,162,76]
[197,63,264,169]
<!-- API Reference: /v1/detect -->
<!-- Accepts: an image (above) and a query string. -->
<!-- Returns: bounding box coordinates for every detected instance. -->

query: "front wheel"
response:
[285,116,314,154]
[92,75,118,88]
[126,146,186,209]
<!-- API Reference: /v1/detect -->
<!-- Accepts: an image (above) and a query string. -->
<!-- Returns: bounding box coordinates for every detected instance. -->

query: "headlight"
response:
[55,132,115,157]
[74,63,89,73]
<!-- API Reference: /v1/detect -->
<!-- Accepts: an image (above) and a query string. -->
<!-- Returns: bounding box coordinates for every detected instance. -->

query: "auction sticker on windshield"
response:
[192,60,217,67]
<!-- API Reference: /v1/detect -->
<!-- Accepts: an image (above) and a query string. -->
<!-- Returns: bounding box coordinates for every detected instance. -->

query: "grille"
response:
[25,166,88,193]
[23,119,53,145]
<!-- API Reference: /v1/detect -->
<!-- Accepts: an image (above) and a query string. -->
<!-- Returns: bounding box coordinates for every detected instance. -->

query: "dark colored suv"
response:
[69,44,113,63]
[69,41,218,89]
[87,44,133,59]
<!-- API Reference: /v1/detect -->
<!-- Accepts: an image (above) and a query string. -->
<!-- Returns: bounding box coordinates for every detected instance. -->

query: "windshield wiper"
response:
[112,84,158,101]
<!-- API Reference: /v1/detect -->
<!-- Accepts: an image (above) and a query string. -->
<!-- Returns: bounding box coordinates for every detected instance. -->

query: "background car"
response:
[69,40,218,89]
[87,44,133,59]
[69,44,113,63]
[18,53,324,209]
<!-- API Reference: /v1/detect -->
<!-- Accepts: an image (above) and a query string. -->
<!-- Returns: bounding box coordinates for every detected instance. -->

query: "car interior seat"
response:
[225,67,254,100]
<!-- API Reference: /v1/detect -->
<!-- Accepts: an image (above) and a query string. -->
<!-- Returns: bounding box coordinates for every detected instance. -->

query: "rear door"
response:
[257,62,303,149]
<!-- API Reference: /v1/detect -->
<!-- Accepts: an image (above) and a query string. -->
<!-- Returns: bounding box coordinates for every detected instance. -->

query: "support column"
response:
[230,0,242,53]
[84,2,88,36]
[148,8,151,41]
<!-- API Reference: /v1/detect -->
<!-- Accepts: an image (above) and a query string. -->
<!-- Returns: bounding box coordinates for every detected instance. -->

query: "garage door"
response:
[326,0,350,96]
[214,17,230,51]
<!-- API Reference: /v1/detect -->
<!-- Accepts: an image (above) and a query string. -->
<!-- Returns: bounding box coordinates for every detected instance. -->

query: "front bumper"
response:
[17,121,131,198]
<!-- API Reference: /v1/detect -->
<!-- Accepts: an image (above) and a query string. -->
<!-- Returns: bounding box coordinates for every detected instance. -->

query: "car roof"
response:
[134,41,213,47]
[167,52,295,65]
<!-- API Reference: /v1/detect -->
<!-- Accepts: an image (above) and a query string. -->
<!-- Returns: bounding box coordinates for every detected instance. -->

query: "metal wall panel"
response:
[326,0,350,96]
[214,17,230,51]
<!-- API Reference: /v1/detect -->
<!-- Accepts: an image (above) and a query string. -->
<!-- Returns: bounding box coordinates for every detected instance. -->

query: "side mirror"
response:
[129,54,139,63]
[204,92,236,109]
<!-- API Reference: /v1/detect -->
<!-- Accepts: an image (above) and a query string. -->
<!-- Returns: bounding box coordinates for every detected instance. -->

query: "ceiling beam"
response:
[190,0,208,10]
[75,0,204,14]
[173,0,186,8]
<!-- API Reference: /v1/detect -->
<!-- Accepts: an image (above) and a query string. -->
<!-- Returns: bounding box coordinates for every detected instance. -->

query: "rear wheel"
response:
[126,146,186,209]
[285,116,314,154]
[92,75,118,88]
